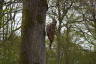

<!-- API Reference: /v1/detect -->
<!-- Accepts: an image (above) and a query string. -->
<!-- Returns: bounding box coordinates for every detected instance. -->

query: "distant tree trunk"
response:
[0,0,4,41]
[0,0,4,17]
[21,0,48,64]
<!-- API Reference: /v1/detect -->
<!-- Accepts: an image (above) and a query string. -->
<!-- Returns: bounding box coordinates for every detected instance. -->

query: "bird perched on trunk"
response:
[46,18,57,49]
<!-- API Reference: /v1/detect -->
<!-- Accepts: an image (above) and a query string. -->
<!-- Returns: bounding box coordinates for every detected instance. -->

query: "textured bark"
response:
[21,0,48,64]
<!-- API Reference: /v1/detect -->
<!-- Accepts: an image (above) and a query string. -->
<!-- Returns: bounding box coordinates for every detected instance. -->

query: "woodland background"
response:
[0,0,96,64]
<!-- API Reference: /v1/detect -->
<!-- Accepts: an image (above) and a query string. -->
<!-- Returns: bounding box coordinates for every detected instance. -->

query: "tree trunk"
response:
[0,0,4,41]
[20,0,48,64]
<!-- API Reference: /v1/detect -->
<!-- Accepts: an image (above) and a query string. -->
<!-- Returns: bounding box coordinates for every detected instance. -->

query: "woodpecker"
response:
[46,19,57,49]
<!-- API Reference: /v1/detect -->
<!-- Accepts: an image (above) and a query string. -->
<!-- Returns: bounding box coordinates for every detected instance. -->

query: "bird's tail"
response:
[49,40,53,49]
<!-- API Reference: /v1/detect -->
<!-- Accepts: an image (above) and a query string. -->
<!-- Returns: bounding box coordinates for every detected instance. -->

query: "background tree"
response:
[0,0,22,64]
[46,0,96,64]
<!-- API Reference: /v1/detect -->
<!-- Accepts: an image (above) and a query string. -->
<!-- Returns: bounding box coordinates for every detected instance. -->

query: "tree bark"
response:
[21,0,48,64]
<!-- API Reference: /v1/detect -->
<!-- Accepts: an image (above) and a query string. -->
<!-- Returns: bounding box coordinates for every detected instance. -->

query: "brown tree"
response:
[21,0,48,64]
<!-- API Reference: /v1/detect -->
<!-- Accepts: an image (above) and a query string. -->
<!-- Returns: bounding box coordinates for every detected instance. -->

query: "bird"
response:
[46,18,57,49]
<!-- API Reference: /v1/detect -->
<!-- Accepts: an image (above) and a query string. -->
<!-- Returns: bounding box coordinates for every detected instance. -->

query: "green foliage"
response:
[0,37,21,64]
[46,49,57,64]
